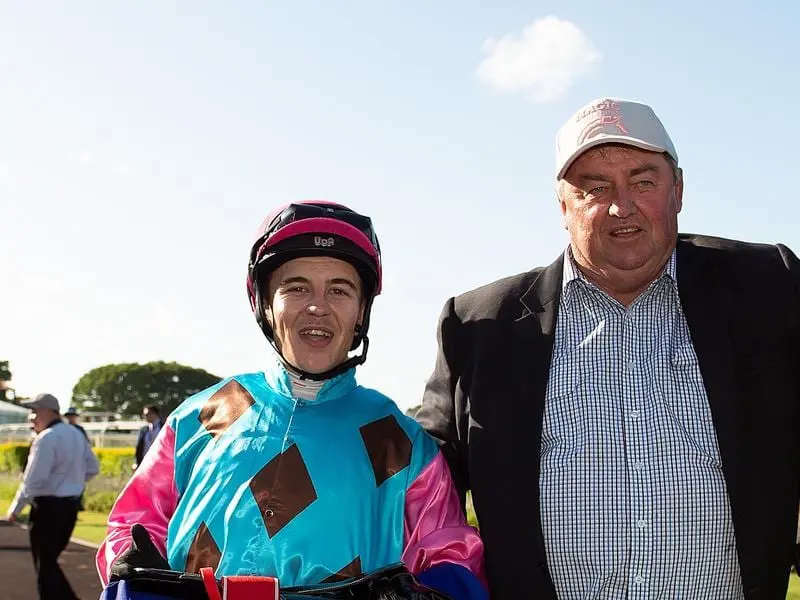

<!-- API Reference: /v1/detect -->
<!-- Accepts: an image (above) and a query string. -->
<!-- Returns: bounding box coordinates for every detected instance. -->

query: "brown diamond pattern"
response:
[198,380,254,438]
[249,443,317,538]
[359,415,412,486]
[322,556,363,583]
[184,522,221,574]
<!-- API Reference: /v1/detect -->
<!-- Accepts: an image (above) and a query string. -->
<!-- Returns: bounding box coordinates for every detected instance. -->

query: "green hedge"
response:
[95,447,136,477]
[0,443,135,477]
[0,443,29,473]
[83,490,121,513]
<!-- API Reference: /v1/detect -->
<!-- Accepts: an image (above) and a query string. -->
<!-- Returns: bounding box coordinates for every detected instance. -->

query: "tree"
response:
[0,360,14,403]
[71,361,222,417]
[0,360,11,382]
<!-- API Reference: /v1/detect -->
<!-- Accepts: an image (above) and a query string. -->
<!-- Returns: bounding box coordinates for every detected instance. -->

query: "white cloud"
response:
[477,16,601,104]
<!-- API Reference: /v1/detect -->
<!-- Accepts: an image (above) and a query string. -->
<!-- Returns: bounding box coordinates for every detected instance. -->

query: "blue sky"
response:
[2,1,799,411]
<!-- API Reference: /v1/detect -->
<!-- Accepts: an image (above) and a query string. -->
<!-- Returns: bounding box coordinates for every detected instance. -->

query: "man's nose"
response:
[609,191,635,218]
[305,292,331,315]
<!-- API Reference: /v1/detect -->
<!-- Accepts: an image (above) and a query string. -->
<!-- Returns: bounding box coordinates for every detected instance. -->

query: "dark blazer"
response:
[417,234,800,600]
[71,423,88,441]
[134,421,161,467]
[134,425,147,467]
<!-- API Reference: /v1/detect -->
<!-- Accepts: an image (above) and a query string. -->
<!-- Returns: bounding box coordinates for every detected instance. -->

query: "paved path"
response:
[0,521,102,600]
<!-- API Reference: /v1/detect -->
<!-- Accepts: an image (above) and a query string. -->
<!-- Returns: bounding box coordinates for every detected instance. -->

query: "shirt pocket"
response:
[666,340,705,393]
[670,340,698,368]
[540,355,586,470]
[661,341,721,463]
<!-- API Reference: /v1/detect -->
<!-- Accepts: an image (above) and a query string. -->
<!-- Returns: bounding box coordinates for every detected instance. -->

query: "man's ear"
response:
[264,300,274,328]
[556,181,570,230]
[263,300,281,350]
[357,300,366,328]
[261,279,275,327]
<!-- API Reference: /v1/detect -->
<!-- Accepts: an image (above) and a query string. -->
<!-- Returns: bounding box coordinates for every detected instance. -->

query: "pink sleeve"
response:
[96,424,179,585]
[402,452,486,585]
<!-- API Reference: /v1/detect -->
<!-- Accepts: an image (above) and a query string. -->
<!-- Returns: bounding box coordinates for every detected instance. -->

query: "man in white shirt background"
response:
[2,393,99,600]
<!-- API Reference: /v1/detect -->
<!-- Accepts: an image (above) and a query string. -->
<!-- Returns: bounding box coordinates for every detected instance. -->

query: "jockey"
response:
[97,201,487,600]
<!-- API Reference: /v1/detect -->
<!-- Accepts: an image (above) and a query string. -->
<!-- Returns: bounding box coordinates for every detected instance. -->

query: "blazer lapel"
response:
[676,240,741,504]
[509,254,563,565]
[515,254,563,397]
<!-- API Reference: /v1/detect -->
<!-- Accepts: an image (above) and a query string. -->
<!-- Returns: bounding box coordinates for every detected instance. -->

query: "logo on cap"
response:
[576,99,629,145]
[314,236,335,248]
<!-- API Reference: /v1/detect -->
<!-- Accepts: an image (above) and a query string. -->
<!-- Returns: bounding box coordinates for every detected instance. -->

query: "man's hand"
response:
[3,513,17,524]
[110,524,171,580]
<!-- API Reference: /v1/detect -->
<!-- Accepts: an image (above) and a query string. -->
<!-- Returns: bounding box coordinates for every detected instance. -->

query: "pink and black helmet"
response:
[246,200,382,378]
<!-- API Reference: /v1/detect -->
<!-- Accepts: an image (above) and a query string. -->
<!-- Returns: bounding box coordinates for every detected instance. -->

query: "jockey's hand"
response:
[110,523,171,580]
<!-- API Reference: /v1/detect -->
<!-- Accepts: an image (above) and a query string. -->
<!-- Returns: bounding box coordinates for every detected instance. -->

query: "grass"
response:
[789,576,800,600]
[72,507,110,544]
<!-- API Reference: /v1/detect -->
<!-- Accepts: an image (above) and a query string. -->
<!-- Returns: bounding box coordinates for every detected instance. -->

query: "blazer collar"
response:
[518,252,564,330]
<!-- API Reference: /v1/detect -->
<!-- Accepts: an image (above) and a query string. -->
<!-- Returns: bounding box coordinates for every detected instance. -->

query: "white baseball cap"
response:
[555,97,678,180]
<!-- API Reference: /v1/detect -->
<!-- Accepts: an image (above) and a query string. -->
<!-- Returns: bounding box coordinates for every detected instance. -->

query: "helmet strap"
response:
[283,335,369,381]
[255,284,375,382]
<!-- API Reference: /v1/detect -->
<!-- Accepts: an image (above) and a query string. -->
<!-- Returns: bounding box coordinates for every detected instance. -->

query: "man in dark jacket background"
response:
[134,405,161,470]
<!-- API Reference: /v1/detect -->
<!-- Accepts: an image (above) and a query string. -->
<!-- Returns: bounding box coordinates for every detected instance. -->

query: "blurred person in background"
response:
[3,393,99,600]
[133,404,161,469]
[64,406,89,441]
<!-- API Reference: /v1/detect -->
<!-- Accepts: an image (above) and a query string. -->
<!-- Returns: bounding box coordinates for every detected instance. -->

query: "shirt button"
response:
[630,410,640,419]
[296,400,306,407]
[265,509,274,518]
[633,461,645,471]
[636,519,647,529]
[634,575,646,585]
[627,361,636,371]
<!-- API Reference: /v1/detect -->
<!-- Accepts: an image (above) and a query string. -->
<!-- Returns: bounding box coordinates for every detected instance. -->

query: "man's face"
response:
[559,144,683,300]
[143,409,158,424]
[30,407,58,433]
[265,256,364,375]
[66,414,78,425]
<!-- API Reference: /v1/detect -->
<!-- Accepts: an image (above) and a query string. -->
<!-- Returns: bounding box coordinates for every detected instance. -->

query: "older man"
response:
[4,393,99,600]
[417,98,800,599]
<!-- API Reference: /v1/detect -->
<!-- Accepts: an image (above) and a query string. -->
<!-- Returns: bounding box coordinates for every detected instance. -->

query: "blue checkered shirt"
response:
[539,249,744,599]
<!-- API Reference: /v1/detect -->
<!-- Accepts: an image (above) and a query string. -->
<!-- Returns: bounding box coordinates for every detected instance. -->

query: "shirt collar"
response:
[562,246,678,298]
[263,352,357,403]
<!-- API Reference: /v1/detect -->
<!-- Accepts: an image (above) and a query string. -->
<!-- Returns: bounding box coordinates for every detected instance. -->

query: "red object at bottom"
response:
[223,576,280,600]
[200,568,280,600]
